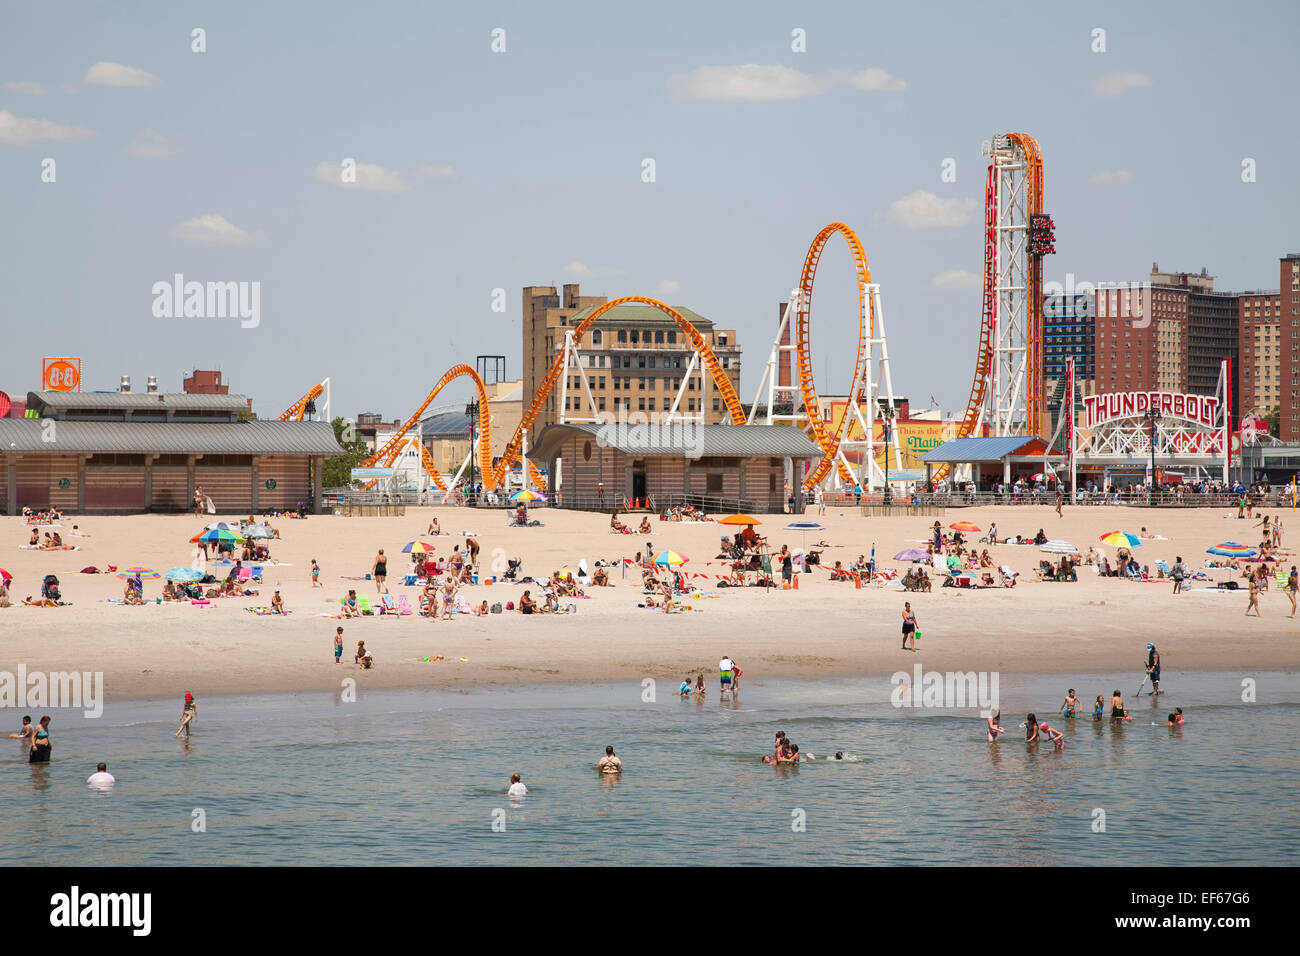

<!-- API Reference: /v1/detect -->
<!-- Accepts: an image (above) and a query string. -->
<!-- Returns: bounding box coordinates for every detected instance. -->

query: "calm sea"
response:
[2,672,1297,866]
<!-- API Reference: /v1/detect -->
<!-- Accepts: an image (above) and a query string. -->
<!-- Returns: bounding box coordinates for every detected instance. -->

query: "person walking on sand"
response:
[901,602,917,651]
[597,745,622,775]
[1287,566,1298,618]
[1171,555,1186,594]
[1246,575,1262,616]
[372,549,389,594]
[311,559,321,588]
[334,626,344,663]
[1055,488,1063,518]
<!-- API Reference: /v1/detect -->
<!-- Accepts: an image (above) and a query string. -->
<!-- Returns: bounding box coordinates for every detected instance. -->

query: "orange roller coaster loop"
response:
[370,296,744,494]
[794,223,873,489]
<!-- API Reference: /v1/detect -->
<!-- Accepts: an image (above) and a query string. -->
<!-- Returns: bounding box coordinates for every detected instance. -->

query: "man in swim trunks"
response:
[1146,643,1161,696]
[8,715,33,740]
[719,656,735,699]
[1060,689,1081,717]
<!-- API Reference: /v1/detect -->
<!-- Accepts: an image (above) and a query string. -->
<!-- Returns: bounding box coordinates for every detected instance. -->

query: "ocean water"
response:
[2,672,1297,866]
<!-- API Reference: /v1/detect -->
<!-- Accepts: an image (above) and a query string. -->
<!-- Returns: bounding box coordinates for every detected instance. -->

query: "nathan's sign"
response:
[1082,391,1220,430]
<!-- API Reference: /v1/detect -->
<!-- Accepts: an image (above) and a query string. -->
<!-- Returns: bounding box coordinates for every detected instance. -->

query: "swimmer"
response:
[1060,689,1081,718]
[1110,689,1131,721]
[1023,713,1039,743]
[834,751,845,761]
[1093,695,1105,721]
[596,745,622,775]
[1173,706,1185,725]
[175,693,197,738]
[986,710,1005,742]
[1038,721,1065,748]
[9,715,33,740]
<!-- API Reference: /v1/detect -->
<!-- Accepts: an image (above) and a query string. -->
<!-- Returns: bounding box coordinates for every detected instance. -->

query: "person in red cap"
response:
[175,693,197,738]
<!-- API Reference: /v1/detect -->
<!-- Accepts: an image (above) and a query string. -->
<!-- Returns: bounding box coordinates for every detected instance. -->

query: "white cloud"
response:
[656,279,681,297]
[313,160,409,193]
[84,61,162,89]
[4,81,44,95]
[563,262,593,277]
[666,64,904,102]
[418,164,456,180]
[931,269,982,290]
[847,68,906,92]
[1091,72,1151,96]
[128,129,175,158]
[171,214,252,244]
[1089,169,1135,185]
[881,190,978,230]
[0,109,93,146]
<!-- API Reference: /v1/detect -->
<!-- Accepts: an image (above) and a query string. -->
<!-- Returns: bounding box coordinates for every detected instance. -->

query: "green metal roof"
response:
[567,303,716,330]
[0,419,343,455]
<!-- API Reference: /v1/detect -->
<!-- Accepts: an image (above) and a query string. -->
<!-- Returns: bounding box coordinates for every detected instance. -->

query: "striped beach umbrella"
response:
[400,540,436,554]
[509,489,546,503]
[1207,542,1258,558]
[653,550,689,567]
[0,567,11,586]
[1040,540,1079,554]
[117,567,160,579]
[162,567,204,582]
[197,528,244,544]
[1099,531,1141,548]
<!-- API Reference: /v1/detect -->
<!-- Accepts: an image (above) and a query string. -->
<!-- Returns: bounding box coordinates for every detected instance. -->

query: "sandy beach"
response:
[2,504,1297,703]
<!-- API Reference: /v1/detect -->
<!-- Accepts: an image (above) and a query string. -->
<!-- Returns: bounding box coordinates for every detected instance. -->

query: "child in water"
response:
[1038,720,1065,748]
[1093,695,1105,721]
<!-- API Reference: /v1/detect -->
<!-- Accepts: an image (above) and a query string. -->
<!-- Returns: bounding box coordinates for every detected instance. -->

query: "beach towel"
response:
[245,606,289,615]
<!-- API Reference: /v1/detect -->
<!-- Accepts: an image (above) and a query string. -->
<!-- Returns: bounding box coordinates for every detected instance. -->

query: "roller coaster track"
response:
[369,296,744,492]
[793,223,874,488]
[279,383,324,421]
[937,133,1044,481]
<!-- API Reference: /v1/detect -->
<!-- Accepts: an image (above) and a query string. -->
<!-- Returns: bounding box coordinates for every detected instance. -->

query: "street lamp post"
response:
[880,401,896,506]
[1143,408,1162,504]
[465,400,479,507]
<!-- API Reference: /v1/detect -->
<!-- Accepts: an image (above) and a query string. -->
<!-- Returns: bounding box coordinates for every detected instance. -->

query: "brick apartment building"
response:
[522,284,741,432]
[1277,254,1300,441]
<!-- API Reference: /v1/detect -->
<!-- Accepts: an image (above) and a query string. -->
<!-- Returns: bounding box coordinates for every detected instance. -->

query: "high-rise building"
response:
[1237,289,1282,420]
[1043,292,1095,386]
[183,369,228,394]
[1277,254,1300,441]
[522,284,741,431]
[1093,280,1159,394]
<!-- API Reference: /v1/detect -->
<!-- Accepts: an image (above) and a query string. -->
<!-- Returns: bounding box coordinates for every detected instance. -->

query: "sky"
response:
[2,0,1297,423]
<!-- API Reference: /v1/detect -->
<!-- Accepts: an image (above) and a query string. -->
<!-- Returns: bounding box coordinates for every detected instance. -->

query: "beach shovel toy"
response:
[854,574,861,589]
[793,575,799,590]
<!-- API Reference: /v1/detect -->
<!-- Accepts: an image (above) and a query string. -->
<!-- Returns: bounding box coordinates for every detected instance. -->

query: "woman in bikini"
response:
[986,710,1004,742]
[175,694,197,738]
[1023,713,1039,743]
[29,716,52,763]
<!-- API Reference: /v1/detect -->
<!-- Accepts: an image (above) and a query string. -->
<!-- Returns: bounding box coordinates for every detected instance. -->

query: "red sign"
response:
[0,390,10,418]
[1083,390,1218,429]
[43,357,81,392]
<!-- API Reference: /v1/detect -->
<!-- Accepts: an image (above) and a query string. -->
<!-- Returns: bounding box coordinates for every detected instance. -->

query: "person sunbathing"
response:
[610,513,629,533]
[917,570,932,592]
[354,641,373,669]
[27,530,39,547]
[427,517,441,536]
[473,600,489,616]
[161,581,179,602]
[457,564,475,585]
[829,561,849,582]
[592,567,609,587]
[270,589,286,614]
[979,550,994,568]
[519,590,537,614]
[638,516,652,534]
[23,595,59,607]
[342,589,360,618]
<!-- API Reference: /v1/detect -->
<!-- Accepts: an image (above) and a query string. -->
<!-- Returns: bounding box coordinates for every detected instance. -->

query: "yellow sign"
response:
[825,401,958,470]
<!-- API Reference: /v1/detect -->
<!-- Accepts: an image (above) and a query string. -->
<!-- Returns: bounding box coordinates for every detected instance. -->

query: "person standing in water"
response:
[986,710,1004,742]
[1060,689,1081,717]
[9,715,33,740]
[29,716,52,763]
[1110,689,1130,721]
[1146,643,1161,696]
[1023,714,1039,743]
[596,746,622,774]
[718,656,735,700]
[175,693,197,738]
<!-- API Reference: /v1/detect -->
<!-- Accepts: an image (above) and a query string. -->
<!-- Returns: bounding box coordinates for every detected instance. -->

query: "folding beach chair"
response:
[358,595,375,615]
[395,594,415,616]
[380,594,398,615]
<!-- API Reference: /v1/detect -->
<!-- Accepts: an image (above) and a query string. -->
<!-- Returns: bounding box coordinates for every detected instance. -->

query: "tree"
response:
[321,417,370,487]
[1264,406,1280,438]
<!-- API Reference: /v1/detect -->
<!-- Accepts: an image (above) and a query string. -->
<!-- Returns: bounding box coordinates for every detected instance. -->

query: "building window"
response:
[649,398,656,411]
[639,378,646,390]
[638,355,646,369]
[638,398,646,411]
[713,399,720,412]
[719,334,728,346]
[599,397,606,411]
[592,330,602,345]
[706,473,723,492]
[668,331,677,344]
[655,331,664,344]
[688,398,695,411]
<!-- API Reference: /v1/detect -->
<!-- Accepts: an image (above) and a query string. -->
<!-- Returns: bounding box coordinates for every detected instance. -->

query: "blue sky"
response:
[1,0,1296,421]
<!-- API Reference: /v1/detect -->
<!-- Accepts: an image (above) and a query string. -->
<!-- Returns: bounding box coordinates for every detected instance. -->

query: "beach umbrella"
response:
[197,528,244,544]
[558,566,573,579]
[243,524,274,538]
[653,550,689,567]
[0,567,11,586]
[784,520,826,551]
[400,541,436,555]
[949,521,981,532]
[1040,540,1079,554]
[894,548,929,561]
[1030,473,1058,482]
[719,514,763,526]
[117,567,160,580]
[1099,531,1141,548]
[1207,542,1258,558]
[190,522,235,542]
[162,567,203,582]
[509,489,546,503]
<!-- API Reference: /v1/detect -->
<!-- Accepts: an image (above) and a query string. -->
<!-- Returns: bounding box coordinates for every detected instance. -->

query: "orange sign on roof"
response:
[43,357,82,392]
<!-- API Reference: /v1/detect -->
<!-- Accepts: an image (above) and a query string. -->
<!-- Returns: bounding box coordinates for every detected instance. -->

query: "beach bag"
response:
[80,566,99,574]
[505,601,515,610]
[490,603,503,614]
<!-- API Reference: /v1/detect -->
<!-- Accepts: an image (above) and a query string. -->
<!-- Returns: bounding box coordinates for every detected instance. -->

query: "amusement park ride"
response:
[319,133,1068,499]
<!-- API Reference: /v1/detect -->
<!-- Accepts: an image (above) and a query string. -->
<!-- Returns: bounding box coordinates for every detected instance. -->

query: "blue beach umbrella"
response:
[163,567,204,582]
